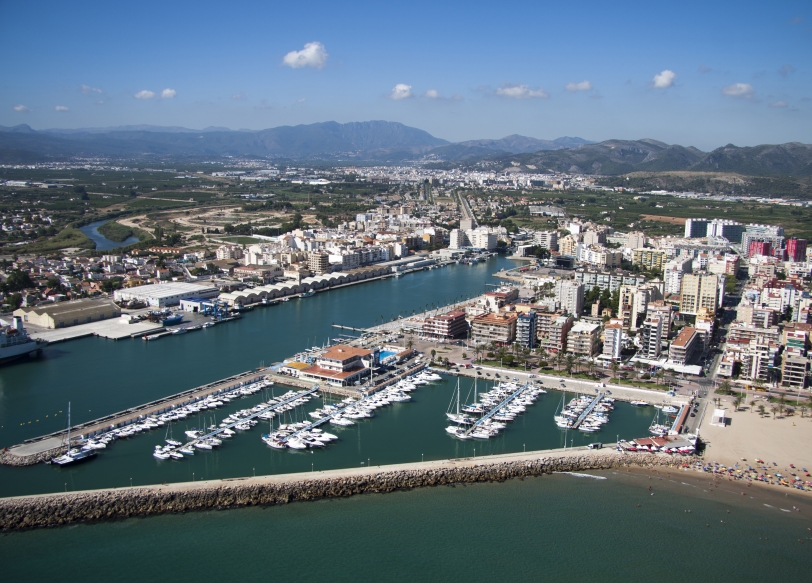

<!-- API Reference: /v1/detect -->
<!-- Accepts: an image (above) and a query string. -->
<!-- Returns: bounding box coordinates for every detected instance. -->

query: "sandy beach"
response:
[698,393,812,472]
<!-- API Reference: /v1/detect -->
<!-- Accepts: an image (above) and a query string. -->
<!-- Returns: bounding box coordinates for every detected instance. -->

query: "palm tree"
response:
[757,404,766,417]
[732,393,743,411]
[655,369,665,386]
[777,394,786,417]
[565,354,576,377]
[555,351,565,373]
[719,379,732,395]
[749,399,756,413]
[771,405,778,419]
[610,361,620,380]
[406,339,414,351]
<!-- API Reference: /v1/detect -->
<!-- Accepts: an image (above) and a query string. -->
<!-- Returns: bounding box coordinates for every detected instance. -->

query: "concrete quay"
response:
[2,369,268,465]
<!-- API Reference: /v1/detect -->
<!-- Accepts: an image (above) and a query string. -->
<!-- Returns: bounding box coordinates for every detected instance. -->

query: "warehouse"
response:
[113,282,219,307]
[14,299,120,329]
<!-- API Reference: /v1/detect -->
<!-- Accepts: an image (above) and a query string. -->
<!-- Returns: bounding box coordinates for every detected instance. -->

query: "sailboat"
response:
[52,402,98,465]
[446,378,476,425]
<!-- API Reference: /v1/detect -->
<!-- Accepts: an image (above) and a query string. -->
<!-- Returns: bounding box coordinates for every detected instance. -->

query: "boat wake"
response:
[555,472,607,480]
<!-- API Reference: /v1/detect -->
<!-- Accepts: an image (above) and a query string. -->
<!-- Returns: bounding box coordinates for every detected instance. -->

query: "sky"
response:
[0,0,810,151]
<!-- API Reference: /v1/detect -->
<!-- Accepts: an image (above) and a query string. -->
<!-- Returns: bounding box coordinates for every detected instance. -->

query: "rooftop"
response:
[671,327,698,348]
[320,345,372,361]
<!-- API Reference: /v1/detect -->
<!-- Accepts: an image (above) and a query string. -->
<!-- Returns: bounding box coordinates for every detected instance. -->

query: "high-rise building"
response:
[663,257,693,295]
[555,280,584,316]
[741,224,785,258]
[533,230,559,251]
[516,312,537,349]
[568,321,600,357]
[602,323,623,360]
[626,231,646,250]
[684,218,710,238]
[640,316,663,359]
[679,273,720,316]
[707,219,744,243]
[787,238,808,263]
[748,240,772,258]
[307,251,331,274]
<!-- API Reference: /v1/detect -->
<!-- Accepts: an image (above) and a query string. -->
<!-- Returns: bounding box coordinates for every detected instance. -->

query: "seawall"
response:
[0,449,687,531]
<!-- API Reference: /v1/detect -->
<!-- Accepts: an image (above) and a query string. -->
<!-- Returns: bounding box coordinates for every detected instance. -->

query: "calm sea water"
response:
[3,472,810,582]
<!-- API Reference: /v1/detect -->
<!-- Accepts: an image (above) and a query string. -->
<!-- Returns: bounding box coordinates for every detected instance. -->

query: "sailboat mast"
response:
[66,401,71,451]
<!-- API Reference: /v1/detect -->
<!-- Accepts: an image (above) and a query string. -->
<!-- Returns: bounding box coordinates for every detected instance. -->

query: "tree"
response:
[732,393,743,411]
[1,270,34,293]
[719,379,733,395]
[610,361,619,380]
[749,400,756,413]
[555,351,565,373]
[771,405,778,419]
[757,404,766,417]
[655,369,665,386]
[406,339,414,351]
[430,349,436,362]
[565,353,576,377]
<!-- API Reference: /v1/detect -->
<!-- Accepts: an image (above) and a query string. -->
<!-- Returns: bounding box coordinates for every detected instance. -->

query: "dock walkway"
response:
[164,386,320,455]
[571,393,605,430]
[465,382,529,436]
[7,369,267,459]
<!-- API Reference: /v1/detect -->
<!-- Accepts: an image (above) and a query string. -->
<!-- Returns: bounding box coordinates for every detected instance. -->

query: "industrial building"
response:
[15,299,120,329]
[113,282,220,307]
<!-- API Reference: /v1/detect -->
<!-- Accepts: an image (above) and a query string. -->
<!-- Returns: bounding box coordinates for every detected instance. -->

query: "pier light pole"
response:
[422,453,424,463]
[253,467,255,477]
[130,477,132,487]
[523,443,526,453]
[474,448,476,458]
[368,458,370,468]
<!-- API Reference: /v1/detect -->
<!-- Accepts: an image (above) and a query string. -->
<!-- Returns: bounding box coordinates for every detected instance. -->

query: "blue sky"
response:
[1,0,809,150]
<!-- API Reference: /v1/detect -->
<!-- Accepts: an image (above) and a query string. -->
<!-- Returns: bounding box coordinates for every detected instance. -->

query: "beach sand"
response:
[698,393,812,472]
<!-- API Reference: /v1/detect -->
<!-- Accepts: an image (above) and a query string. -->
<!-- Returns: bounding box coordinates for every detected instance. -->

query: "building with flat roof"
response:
[602,322,623,360]
[640,316,663,359]
[536,313,574,354]
[15,299,120,329]
[679,273,720,316]
[516,312,537,349]
[568,321,600,357]
[781,354,808,389]
[633,248,667,271]
[422,311,468,340]
[471,312,518,346]
[113,281,220,307]
[669,327,702,365]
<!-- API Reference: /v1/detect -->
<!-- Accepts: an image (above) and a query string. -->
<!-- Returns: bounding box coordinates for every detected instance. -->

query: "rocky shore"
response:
[0,451,686,531]
[0,445,66,467]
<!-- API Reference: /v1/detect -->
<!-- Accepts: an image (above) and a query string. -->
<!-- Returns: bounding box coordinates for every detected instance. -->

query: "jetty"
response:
[571,393,605,430]
[464,382,529,437]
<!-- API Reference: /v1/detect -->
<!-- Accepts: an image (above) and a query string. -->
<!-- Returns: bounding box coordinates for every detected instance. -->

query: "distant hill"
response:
[487,139,812,177]
[0,121,449,160]
[427,135,593,161]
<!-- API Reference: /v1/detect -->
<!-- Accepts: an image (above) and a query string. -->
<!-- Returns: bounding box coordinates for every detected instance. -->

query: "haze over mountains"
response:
[0,120,810,176]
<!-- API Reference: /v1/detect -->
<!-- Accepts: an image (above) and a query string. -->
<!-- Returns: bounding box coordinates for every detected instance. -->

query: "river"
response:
[78,219,139,251]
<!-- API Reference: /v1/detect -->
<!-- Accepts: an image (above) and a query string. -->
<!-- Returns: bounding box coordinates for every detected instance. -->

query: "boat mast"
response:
[66,401,71,452]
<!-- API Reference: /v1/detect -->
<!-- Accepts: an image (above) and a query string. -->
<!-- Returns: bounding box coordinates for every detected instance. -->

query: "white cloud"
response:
[161,88,177,99]
[565,80,592,92]
[722,83,754,98]
[770,100,787,108]
[652,70,676,88]
[297,97,306,103]
[423,89,440,99]
[13,105,30,112]
[495,83,549,99]
[389,84,413,100]
[282,41,328,69]
[80,84,102,94]
[134,90,156,100]
[55,105,69,111]
[231,92,248,100]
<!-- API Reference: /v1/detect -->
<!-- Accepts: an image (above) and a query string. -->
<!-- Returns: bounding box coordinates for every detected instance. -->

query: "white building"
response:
[603,323,623,360]
[555,280,584,317]
[113,282,220,307]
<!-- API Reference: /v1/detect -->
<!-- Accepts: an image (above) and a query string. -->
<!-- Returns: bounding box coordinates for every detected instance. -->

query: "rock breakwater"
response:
[0,452,686,531]
[0,445,67,467]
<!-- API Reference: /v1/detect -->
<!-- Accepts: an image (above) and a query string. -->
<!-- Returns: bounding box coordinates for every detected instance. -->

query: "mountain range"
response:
[0,121,810,176]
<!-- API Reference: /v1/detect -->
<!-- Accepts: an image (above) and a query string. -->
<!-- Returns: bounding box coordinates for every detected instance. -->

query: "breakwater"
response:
[0,450,686,531]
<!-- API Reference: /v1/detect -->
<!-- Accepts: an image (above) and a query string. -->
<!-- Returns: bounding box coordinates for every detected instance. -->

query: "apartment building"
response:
[516,312,537,349]
[602,322,623,360]
[668,327,702,365]
[471,312,518,346]
[632,248,667,271]
[536,312,573,353]
[568,321,600,357]
[640,316,663,359]
[422,310,468,340]
[679,273,720,316]
[555,280,584,316]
